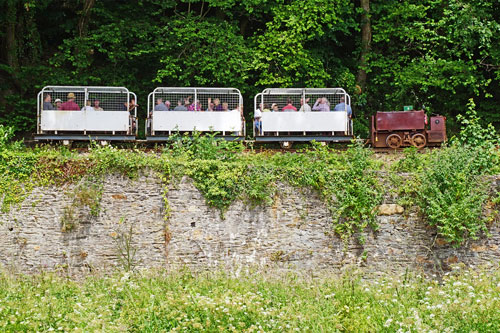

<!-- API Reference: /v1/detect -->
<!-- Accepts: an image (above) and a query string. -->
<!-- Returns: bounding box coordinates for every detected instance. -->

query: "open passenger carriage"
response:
[146,87,245,141]
[253,88,353,146]
[35,86,137,141]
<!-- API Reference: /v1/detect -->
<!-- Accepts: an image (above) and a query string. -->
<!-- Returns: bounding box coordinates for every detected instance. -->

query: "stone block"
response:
[377,204,404,216]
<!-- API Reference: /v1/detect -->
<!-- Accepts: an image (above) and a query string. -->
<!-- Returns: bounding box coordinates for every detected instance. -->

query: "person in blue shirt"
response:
[334,96,352,118]
[154,98,168,111]
[43,94,55,110]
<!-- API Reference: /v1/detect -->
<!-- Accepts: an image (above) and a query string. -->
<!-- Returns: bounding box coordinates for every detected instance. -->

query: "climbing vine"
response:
[392,102,500,247]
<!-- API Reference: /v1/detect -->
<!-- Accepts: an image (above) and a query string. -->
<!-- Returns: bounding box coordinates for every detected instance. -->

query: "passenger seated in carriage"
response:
[81,100,95,111]
[59,92,80,110]
[188,99,202,111]
[312,97,330,112]
[154,98,168,111]
[282,98,297,112]
[164,100,172,111]
[43,94,55,110]
[93,100,103,111]
[254,103,263,135]
[221,102,229,112]
[334,97,352,118]
[206,101,215,111]
[125,98,137,112]
[55,98,62,110]
[213,98,223,111]
[174,100,187,111]
[184,97,192,109]
[271,103,279,112]
[299,98,311,112]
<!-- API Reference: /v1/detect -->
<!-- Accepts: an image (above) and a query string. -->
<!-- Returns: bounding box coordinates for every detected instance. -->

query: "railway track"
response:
[23,139,438,154]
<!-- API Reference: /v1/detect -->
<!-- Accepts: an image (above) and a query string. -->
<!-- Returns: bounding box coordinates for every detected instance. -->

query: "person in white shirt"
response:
[81,100,95,111]
[254,103,263,135]
[299,97,311,112]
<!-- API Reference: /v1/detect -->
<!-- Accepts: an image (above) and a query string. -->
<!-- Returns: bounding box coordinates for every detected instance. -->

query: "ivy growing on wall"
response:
[1,126,499,247]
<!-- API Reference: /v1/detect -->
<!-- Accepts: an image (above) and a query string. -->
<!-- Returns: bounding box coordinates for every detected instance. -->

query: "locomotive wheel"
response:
[410,133,427,149]
[386,134,402,149]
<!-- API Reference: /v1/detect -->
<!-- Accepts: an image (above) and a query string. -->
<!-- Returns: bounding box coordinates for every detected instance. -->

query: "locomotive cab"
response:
[427,115,447,143]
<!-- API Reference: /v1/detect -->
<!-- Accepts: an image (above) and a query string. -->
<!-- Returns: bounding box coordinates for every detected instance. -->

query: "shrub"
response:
[393,100,500,246]
[0,125,14,150]
[414,146,492,245]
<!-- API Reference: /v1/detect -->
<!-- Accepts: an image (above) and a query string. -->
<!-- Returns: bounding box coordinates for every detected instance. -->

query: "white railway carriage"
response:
[146,87,245,141]
[35,86,137,141]
[253,88,353,144]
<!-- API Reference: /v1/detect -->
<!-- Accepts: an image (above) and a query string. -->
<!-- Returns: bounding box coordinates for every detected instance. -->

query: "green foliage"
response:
[365,0,500,122]
[414,146,493,246]
[113,219,138,272]
[0,135,382,243]
[392,146,428,173]
[60,178,104,232]
[1,268,500,331]
[155,19,251,89]
[2,0,500,138]
[454,98,499,150]
[166,131,245,161]
[251,0,356,87]
[393,105,500,246]
[329,143,382,243]
[0,125,14,149]
[396,146,499,246]
[186,160,247,213]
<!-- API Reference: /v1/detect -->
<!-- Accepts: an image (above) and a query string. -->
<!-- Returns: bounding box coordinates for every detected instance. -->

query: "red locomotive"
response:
[370,109,447,148]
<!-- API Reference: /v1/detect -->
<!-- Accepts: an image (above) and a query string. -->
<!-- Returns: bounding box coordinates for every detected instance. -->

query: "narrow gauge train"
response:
[370,109,447,149]
[34,85,447,148]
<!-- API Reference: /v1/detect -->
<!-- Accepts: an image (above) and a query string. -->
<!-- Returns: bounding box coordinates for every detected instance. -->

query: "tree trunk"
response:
[240,17,250,37]
[356,0,371,94]
[78,0,96,38]
[5,0,19,70]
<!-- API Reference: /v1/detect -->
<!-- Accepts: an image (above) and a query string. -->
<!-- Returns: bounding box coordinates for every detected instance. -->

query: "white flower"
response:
[384,318,393,327]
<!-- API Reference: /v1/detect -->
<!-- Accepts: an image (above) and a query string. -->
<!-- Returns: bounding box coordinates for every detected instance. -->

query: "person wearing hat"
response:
[54,98,62,110]
[59,92,80,110]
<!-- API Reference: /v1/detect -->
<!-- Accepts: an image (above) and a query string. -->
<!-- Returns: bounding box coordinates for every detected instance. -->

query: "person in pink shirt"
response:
[282,98,297,112]
[59,92,80,110]
[188,99,202,111]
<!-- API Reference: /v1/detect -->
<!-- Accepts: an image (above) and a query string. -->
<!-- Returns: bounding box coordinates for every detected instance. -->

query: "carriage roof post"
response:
[194,88,197,111]
[37,90,42,134]
[147,91,153,136]
[302,89,306,110]
[131,92,137,135]
[253,93,258,137]
[126,89,130,113]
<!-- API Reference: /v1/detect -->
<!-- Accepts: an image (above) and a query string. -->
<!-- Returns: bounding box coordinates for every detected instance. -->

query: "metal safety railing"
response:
[147,87,244,136]
[253,88,352,137]
[37,86,137,135]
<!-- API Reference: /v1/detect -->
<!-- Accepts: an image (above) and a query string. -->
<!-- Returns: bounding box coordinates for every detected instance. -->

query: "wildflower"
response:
[384,318,393,327]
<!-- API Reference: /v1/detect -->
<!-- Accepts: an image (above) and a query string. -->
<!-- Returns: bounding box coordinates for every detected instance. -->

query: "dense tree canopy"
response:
[0,0,499,136]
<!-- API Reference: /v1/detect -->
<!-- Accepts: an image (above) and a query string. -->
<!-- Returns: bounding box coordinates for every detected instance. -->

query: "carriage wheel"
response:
[280,141,293,149]
[386,134,402,149]
[411,133,427,149]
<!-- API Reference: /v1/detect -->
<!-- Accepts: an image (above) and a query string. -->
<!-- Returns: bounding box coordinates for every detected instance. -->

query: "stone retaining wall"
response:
[0,174,498,275]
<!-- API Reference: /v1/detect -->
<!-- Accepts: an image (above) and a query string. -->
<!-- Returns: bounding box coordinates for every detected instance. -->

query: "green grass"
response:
[0,268,499,331]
